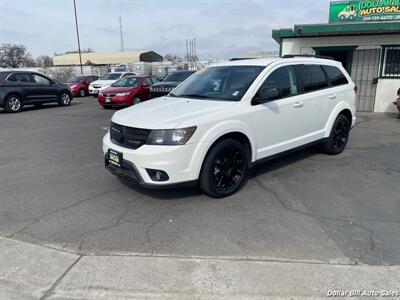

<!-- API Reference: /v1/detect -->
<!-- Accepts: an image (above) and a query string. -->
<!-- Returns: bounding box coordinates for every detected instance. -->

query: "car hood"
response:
[151,81,179,88]
[66,83,81,87]
[101,86,136,94]
[112,97,236,129]
[90,80,117,86]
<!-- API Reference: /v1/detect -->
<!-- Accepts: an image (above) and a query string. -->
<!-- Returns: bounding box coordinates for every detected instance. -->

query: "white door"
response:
[249,65,310,159]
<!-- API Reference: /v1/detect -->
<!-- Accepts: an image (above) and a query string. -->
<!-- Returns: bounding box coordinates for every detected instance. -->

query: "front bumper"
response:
[103,132,202,186]
[98,95,131,107]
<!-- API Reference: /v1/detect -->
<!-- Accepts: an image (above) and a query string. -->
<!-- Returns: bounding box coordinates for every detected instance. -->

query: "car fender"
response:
[324,101,354,138]
[189,120,257,178]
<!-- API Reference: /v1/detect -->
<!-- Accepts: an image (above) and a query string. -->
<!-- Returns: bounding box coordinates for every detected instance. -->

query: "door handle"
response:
[329,94,337,100]
[293,101,304,108]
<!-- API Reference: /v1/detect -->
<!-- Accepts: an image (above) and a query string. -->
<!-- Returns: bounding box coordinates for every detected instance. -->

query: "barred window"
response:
[383,47,400,77]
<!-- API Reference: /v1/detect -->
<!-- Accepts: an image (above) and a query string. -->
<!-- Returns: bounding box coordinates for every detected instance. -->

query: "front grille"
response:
[104,94,116,97]
[110,122,150,150]
[93,85,102,88]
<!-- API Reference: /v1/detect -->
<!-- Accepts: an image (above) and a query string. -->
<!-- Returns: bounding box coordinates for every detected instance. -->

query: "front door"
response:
[350,49,380,112]
[31,73,59,101]
[250,65,311,159]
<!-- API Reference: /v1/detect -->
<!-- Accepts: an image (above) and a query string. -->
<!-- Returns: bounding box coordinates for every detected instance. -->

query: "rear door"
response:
[293,64,331,135]
[10,73,37,103]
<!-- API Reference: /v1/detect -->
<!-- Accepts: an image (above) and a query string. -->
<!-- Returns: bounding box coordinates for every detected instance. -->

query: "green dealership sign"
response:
[329,0,400,22]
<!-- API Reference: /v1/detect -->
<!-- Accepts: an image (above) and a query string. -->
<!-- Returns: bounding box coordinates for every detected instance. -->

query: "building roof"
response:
[272,21,400,43]
[53,51,163,66]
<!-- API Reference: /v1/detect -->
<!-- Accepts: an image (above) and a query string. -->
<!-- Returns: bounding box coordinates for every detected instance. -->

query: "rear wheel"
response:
[4,94,23,113]
[58,92,71,106]
[322,114,350,155]
[199,139,249,198]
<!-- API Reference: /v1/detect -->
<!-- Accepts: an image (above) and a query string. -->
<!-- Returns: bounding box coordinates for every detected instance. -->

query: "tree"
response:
[0,43,36,68]
[164,54,183,63]
[36,55,53,68]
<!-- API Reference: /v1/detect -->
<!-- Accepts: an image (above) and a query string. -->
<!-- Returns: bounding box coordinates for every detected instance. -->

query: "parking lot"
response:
[0,97,399,266]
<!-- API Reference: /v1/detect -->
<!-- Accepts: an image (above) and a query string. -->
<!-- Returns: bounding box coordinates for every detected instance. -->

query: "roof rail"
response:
[282,54,335,60]
[229,58,255,61]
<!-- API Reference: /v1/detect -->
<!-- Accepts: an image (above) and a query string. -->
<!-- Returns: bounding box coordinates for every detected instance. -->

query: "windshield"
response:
[163,71,194,82]
[67,76,85,83]
[101,73,122,80]
[112,77,140,87]
[170,66,264,101]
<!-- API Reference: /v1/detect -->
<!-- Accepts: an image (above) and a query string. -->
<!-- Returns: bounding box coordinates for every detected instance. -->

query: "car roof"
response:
[209,57,342,68]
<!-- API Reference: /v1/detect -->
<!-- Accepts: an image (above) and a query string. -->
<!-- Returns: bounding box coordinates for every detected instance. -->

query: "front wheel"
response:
[58,92,72,106]
[4,94,23,113]
[199,139,249,198]
[322,114,350,155]
[133,96,141,105]
[79,88,86,97]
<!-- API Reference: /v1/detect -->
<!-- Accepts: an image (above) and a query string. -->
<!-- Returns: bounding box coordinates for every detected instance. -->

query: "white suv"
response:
[103,57,356,197]
[89,72,136,96]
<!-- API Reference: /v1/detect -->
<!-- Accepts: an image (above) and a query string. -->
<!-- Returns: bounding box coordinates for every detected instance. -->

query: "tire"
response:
[199,138,249,198]
[322,114,350,155]
[4,94,23,113]
[133,96,141,105]
[58,91,72,106]
[79,88,86,97]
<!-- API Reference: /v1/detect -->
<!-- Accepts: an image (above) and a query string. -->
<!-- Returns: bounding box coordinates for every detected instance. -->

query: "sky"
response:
[0,0,331,60]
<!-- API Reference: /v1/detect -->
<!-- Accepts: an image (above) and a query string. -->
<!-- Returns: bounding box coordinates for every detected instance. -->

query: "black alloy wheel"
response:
[200,139,249,198]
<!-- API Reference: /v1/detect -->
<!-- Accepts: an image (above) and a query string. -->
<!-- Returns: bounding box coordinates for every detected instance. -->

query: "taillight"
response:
[354,85,358,94]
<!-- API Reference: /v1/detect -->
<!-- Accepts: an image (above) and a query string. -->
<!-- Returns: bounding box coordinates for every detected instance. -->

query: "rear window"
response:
[295,65,328,93]
[323,65,348,86]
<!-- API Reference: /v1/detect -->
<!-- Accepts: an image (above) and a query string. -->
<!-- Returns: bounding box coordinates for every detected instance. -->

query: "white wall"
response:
[281,34,400,55]
[375,79,400,113]
[281,34,400,113]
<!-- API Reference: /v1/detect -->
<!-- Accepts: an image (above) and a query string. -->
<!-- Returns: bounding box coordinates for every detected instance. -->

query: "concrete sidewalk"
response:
[1,237,400,299]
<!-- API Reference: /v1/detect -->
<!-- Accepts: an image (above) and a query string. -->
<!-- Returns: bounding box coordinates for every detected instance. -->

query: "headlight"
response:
[99,93,103,96]
[146,127,197,145]
[116,92,130,96]
[70,85,77,89]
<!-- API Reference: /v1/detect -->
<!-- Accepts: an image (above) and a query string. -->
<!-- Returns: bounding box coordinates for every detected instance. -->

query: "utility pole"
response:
[119,16,124,52]
[73,0,83,74]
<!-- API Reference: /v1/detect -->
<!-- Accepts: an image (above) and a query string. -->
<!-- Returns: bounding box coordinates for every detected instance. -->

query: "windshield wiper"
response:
[178,94,211,99]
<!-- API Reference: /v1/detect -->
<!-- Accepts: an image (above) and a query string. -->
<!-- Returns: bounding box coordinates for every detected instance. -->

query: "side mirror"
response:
[251,87,281,105]
[142,83,149,88]
[50,80,56,85]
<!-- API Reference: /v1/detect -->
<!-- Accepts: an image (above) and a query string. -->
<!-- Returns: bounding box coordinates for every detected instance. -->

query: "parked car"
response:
[66,75,99,97]
[103,57,356,197]
[98,75,159,109]
[0,71,73,113]
[149,70,195,98]
[89,72,136,96]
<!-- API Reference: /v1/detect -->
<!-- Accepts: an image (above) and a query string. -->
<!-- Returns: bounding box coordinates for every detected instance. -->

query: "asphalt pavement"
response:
[0,97,399,265]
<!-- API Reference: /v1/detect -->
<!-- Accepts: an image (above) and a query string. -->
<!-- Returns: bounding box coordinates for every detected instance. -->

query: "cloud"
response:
[1,0,329,59]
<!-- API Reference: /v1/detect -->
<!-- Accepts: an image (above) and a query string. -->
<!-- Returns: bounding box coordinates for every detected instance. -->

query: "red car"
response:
[98,75,158,109]
[66,75,100,97]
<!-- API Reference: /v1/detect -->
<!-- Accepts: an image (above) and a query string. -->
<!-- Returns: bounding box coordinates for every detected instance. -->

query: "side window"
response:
[32,74,51,85]
[323,65,349,86]
[295,65,328,93]
[7,74,17,82]
[151,77,159,84]
[258,66,298,99]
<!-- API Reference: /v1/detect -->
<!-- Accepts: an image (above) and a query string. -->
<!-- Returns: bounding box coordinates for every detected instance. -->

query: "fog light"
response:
[146,169,169,182]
